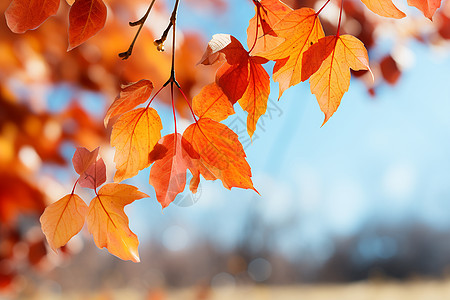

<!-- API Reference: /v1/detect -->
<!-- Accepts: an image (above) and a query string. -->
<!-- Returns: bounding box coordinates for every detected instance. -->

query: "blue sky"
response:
[51,0,450,262]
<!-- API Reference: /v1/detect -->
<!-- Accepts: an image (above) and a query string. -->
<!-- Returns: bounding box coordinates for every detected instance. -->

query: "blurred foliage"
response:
[0,0,450,294]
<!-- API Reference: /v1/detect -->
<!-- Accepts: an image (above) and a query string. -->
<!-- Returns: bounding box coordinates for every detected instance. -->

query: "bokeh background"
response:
[1,0,450,299]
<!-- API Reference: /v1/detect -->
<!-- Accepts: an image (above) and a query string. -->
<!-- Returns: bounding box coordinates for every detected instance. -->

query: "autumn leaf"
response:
[359,0,406,18]
[68,0,107,51]
[247,0,292,55]
[201,34,270,136]
[149,133,199,209]
[104,80,154,127]
[193,83,235,121]
[111,107,163,182]
[72,147,106,189]
[40,194,88,252]
[238,56,270,137]
[259,8,325,98]
[303,35,371,125]
[183,118,255,191]
[5,0,60,33]
[86,183,148,262]
[407,0,441,19]
[199,33,248,66]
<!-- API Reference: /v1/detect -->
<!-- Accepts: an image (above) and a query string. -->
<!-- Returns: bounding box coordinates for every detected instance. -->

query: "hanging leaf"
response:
[68,0,107,50]
[5,0,60,33]
[104,80,154,127]
[111,108,163,182]
[86,183,148,262]
[40,194,88,252]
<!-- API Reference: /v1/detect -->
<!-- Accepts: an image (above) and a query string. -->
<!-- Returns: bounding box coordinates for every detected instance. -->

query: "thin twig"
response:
[119,0,157,60]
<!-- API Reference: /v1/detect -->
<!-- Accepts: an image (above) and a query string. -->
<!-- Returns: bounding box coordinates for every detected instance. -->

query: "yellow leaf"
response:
[111,107,162,182]
[86,183,148,262]
[40,194,88,252]
[360,0,406,18]
[308,35,371,125]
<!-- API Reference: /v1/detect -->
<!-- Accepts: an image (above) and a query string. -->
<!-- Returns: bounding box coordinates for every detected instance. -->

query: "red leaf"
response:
[68,0,107,51]
[5,0,60,33]
[149,133,198,209]
[407,0,441,19]
[72,147,106,189]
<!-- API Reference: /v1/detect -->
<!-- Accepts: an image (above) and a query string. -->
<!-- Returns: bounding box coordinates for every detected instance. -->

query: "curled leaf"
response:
[104,80,154,127]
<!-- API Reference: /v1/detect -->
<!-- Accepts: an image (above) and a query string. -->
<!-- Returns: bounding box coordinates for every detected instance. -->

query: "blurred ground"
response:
[7,279,450,300]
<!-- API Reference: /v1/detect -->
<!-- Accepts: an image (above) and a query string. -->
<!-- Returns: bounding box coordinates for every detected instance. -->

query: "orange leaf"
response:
[306,35,371,125]
[192,83,235,121]
[40,194,88,252]
[104,80,154,127]
[247,0,292,55]
[238,57,270,137]
[149,133,198,209]
[183,118,255,191]
[259,8,325,98]
[72,147,106,189]
[359,0,406,18]
[111,108,163,182]
[86,183,148,262]
[407,0,441,19]
[68,0,107,51]
[5,0,60,33]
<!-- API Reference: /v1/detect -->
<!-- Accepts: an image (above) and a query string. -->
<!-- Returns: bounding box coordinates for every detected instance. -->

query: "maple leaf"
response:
[259,8,325,98]
[247,0,292,55]
[359,0,406,18]
[40,194,88,252]
[104,80,154,127]
[407,0,441,19]
[111,107,163,182]
[72,147,106,189]
[201,34,270,137]
[183,118,255,192]
[149,133,199,209]
[192,83,235,122]
[68,0,107,51]
[86,183,148,262]
[5,0,60,33]
[302,34,372,125]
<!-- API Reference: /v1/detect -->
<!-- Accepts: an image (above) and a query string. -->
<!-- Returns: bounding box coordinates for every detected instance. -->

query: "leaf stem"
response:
[248,3,260,54]
[71,178,79,195]
[171,82,177,134]
[316,0,332,15]
[119,0,157,60]
[336,0,344,37]
[177,85,198,123]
